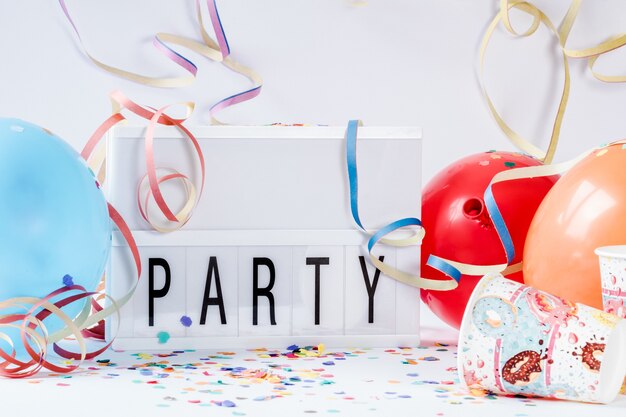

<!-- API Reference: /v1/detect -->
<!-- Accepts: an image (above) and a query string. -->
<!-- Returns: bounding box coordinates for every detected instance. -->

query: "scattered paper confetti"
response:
[0,342,553,415]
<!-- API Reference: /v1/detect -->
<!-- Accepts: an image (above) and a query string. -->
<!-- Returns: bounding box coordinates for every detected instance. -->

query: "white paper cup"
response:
[458,274,626,403]
[596,246,626,318]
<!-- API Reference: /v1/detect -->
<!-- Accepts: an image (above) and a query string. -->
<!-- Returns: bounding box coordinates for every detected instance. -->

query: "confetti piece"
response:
[62,274,74,287]
[180,315,193,327]
[157,331,170,344]
[504,161,516,167]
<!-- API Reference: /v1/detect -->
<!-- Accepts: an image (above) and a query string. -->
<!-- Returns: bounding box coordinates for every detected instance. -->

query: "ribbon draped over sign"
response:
[346,120,525,288]
[345,120,456,290]
[83,91,206,233]
[0,89,212,377]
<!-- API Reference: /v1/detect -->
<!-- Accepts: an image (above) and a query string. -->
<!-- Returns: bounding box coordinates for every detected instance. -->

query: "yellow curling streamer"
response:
[482,0,626,164]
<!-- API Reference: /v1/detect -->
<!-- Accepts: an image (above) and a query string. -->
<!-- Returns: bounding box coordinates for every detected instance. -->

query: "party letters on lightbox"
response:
[106,126,422,349]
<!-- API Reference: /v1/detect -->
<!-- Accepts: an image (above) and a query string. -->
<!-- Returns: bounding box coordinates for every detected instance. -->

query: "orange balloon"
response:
[523,143,626,309]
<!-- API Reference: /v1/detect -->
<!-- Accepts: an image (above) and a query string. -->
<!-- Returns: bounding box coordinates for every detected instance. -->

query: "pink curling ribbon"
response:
[81,90,206,232]
[59,0,263,124]
[0,202,140,378]
[0,95,201,376]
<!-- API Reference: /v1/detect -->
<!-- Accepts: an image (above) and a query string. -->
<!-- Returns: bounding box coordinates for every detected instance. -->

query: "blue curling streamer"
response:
[345,119,461,284]
[367,217,423,252]
[426,255,462,283]
[484,185,515,263]
[346,120,365,230]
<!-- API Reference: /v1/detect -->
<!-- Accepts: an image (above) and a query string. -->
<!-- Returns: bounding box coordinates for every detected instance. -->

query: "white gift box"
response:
[105,125,422,349]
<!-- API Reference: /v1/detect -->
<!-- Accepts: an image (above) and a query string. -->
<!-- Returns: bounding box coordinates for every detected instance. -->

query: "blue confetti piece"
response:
[221,400,236,407]
[322,361,335,366]
[63,274,74,287]
[180,315,192,327]
[287,344,299,351]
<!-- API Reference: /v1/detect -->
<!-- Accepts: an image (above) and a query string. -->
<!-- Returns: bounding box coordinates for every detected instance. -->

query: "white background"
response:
[1,0,625,332]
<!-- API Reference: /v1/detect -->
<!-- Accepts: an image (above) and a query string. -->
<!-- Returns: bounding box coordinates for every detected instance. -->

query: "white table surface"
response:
[1,320,625,417]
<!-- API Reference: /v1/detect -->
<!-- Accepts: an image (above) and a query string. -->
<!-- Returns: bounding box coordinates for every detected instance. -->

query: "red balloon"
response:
[420,151,559,329]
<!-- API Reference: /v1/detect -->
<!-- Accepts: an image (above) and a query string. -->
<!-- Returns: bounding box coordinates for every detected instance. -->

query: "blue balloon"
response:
[0,118,111,351]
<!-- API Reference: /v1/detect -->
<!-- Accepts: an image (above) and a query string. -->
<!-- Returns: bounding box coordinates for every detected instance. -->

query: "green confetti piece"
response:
[157,331,170,344]
[504,161,516,167]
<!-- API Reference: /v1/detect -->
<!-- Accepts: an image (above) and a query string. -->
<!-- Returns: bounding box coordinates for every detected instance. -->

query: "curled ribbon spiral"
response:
[83,91,206,233]
[346,120,525,289]
[0,90,210,377]
[0,203,140,378]
[59,0,262,125]
[418,0,626,284]
[482,0,626,164]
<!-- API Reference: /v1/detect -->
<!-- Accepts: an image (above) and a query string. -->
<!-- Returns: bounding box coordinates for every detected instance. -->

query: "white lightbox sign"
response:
[106,126,422,349]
